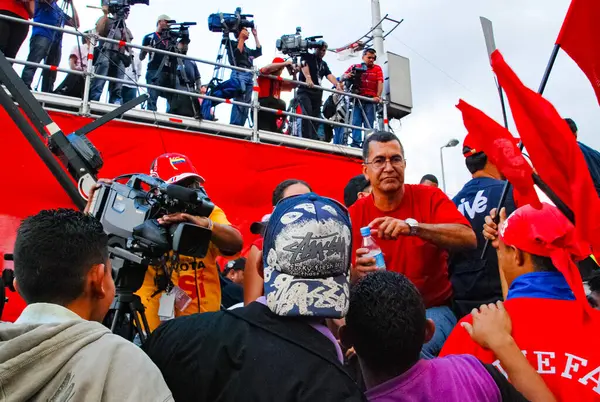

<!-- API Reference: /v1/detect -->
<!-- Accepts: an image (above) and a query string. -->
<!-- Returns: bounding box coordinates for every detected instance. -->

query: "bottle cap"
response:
[360,226,371,237]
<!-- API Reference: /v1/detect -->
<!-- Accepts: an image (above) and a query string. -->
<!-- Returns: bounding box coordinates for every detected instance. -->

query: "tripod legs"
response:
[108,292,152,344]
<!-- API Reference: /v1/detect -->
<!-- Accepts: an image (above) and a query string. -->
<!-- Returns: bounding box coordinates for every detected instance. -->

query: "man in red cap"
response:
[440,203,600,401]
[256,57,297,133]
[134,153,243,331]
[448,133,518,319]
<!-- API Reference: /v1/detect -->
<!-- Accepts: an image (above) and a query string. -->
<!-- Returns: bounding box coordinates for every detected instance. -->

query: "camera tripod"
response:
[342,95,373,147]
[208,32,239,89]
[105,247,152,344]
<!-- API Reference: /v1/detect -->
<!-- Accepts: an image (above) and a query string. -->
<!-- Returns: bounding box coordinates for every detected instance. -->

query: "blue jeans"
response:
[122,86,138,105]
[90,52,124,104]
[21,35,62,93]
[333,126,346,145]
[145,69,161,111]
[351,102,375,148]
[230,70,254,127]
[420,306,457,359]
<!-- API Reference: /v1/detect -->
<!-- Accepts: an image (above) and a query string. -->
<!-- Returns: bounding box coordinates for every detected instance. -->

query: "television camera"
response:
[164,21,197,45]
[103,0,149,16]
[276,27,324,58]
[88,173,214,260]
[208,7,254,35]
[344,63,368,94]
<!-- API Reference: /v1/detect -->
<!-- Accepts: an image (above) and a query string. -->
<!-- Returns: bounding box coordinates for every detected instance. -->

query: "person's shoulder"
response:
[348,193,372,214]
[407,183,441,198]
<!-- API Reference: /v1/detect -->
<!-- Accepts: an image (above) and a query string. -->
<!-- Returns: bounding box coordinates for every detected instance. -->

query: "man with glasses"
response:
[349,131,477,358]
[341,48,383,147]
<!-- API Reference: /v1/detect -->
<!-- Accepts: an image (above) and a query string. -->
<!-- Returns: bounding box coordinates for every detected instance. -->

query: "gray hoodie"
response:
[0,318,173,402]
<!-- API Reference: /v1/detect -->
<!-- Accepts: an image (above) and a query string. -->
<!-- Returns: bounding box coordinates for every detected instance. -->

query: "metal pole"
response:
[371,0,388,131]
[440,146,447,193]
[251,68,259,143]
[538,44,561,95]
[81,37,95,116]
[371,0,385,59]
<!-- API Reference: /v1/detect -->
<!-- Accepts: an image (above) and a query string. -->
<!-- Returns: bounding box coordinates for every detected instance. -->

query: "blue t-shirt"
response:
[579,141,600,198]
[449,177,517,318]
[31,0,71,43]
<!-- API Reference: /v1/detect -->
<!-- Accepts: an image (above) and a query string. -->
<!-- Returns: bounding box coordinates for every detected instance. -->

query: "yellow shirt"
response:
[135,205,233,331]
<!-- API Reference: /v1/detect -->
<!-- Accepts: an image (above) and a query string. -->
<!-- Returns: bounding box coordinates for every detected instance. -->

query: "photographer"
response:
[140,14,172,111]
[341,48,383,147]
[21,0,80,92]
[257,57,297,133]
[297,41,341,141]
[89,4,133,104]
[226,26,262,126]
[88,153,243,331]
[167,39,201,118]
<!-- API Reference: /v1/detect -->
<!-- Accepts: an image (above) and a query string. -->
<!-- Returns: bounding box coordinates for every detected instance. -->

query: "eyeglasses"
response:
[364,155,405,170]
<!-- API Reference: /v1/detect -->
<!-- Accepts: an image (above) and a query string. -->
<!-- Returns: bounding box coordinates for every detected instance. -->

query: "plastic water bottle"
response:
[360,226,386,270]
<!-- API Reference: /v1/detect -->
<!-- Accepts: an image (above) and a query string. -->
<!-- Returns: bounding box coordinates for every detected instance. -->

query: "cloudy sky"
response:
[14,0,598,197]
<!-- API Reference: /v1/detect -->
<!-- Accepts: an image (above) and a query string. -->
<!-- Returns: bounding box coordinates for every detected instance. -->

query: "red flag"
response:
[556,0,600,105]
[457,100,541,209]
[491,50,600,252]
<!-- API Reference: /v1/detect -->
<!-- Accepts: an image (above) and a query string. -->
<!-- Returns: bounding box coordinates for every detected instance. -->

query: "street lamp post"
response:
[440,138,460,193]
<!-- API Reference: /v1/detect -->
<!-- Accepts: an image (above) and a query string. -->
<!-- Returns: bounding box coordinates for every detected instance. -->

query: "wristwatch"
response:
[405,218,419,236]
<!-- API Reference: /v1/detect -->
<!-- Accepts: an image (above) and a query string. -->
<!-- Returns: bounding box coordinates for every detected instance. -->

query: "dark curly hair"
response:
[346,271,426,377]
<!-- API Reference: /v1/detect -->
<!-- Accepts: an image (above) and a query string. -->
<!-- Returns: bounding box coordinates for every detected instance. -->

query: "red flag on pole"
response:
[556,0,600,105]
[457,99,541,209]
[491,50,600,252]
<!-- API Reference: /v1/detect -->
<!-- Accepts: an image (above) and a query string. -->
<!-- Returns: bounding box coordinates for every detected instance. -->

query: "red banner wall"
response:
[0,110,362,321]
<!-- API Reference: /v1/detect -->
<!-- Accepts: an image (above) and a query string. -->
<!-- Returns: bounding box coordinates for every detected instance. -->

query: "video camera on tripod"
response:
[88,173,214,259]
[344,63,368,94]
[104,0,149,16]
[208,7,254,35]
[164,20,197,45]
[276,27,325,58]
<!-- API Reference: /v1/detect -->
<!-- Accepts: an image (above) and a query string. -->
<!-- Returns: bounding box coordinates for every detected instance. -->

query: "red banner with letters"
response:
[0,110,362,321]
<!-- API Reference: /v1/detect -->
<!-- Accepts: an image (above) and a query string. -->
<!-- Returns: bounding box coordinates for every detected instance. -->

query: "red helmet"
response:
[150,153,205,184]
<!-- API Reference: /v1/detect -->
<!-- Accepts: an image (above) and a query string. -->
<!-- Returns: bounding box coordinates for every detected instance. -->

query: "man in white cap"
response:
[140,14,172,111]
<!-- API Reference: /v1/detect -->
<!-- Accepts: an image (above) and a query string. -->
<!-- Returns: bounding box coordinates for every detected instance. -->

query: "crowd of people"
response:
[0,0,385,147]
[1,126,599,401]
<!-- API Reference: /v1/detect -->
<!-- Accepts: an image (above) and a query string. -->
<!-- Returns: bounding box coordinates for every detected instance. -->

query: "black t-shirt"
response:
[225,39,262,69]
[142,31,171,70]
[482,363,529,401]
[450,177,517,319]
[299,53,332,96]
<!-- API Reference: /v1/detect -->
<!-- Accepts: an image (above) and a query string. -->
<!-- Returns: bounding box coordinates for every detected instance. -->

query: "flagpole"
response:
[537,44,561,95]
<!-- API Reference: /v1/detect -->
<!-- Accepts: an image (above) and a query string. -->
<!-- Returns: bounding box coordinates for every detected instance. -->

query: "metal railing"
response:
[0,13,388,152]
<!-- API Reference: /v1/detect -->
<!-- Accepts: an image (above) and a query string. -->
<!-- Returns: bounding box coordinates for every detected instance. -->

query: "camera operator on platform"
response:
[226,26,262,127]
[342,48,383,147]
[89,4,133,104]
[167,38,202,118]
[140,14,172,112]
[87,153,243,331]
[298,41,341,141]
[257,57,297,133]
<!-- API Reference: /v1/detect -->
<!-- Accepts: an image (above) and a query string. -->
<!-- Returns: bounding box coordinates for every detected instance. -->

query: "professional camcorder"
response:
[276,27,324,58]
[344,63,368,94]
[208,7,254,35]
[103,0,149,15]
[88,173,214,259]
[165,21,197,45]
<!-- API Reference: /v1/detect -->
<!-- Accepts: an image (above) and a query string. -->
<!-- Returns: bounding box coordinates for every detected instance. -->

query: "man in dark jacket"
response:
[449,133,517,319]
[144,193,365,402]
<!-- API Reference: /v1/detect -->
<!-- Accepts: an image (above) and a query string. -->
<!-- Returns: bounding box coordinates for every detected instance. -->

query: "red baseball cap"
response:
[272,57,285,63]
[499,203,593,315]
[150,153,205,184]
